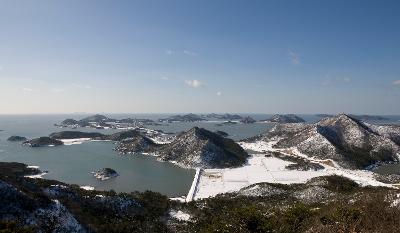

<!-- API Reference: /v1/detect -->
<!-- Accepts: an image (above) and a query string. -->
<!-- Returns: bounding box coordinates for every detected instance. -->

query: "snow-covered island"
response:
[55,114,162,129]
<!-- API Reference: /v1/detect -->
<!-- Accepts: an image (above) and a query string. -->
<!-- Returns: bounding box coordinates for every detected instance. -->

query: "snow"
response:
[80,185,95,191]
[25,172,48,179]
[391,194,400,207]
[192,140,394,200]
[149,137,173,144]
[169,210,191,221]
[61,138,92,145]
[170,196,186,203]
[51,184,67,189]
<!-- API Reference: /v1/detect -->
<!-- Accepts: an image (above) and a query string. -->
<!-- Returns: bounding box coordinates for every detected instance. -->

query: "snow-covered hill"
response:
[251,114,400,169]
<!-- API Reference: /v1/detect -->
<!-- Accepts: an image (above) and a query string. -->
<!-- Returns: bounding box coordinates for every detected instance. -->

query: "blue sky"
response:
[0,0,399,114]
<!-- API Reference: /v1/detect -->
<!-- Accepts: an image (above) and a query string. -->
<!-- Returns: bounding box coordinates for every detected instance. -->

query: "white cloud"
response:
[393,80,400,85]
[216,91,222,96]
[165,49,198,56]
[22,87,33,92]
[183,50,198,56]
[322,75,351,86]
[72,83,92,89]
[288,50,300,65]
[161,76,169,80]
[185,79,204,88]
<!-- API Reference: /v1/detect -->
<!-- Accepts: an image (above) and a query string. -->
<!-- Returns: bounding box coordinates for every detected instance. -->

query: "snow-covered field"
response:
[192,140,392,200]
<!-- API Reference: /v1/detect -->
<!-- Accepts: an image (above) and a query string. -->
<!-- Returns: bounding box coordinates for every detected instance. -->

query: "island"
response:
[316,114,390,121]
[201,113,243,120]
[215,121,238,127]
[157,127,249,168]
[55,114,158,129]
[92,168,119,180]
[7,136,27,141]
[350,114,390,121]
[240,116,256,124]
[23,137,63,147]
[261,114,306,123]
[158,113,206,123]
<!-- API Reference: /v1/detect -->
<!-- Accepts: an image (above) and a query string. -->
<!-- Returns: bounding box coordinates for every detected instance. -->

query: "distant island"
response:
[316,114,390,121]
[158,113,206,123]
[55,114,161,129]
[261,114,306,123]
[7,136,27,142]
[159,113,256,123]
[240,116,256,124]
[215,121,238,126]
[201,113,243,120]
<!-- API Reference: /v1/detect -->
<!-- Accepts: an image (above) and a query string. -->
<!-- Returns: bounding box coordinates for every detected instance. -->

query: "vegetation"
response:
[0,221,35,233]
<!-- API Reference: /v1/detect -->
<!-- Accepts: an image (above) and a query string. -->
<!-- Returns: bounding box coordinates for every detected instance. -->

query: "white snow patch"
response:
[391,194,400,207]
[25,172,48,179]
[80,185,95,191]
[170,197,186,203]
[61,138,92,145]
[169,210,191,221]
